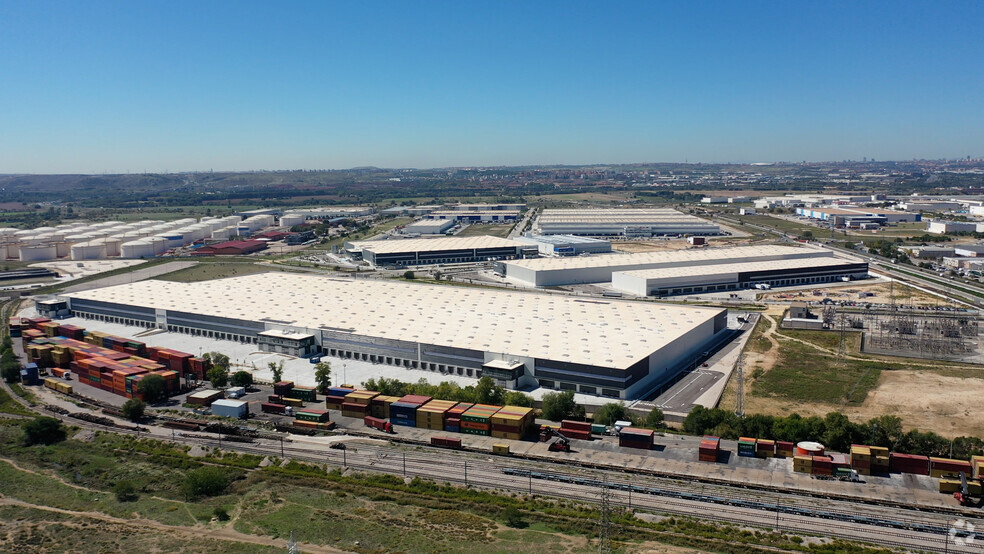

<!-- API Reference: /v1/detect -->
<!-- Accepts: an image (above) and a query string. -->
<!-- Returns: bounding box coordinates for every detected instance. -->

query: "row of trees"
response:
[361,376,534,407]
[1,335,20,383]
[683,407,984,459]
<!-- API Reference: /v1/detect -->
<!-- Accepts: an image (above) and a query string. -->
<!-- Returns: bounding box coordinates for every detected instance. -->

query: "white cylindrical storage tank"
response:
[3,244,18,259]
[103,237,123,257]
[121,230,146,241]
[0,244,8,259]
[159,232,184,249]
[19,244,57,261]
[54,241,71,258]
[280,214,306,227]
[172,218,196,226]
[211,227,231,240]
[121,239,156,258]
[147,236,167,255]
[0,227,19,239]
[14,229,36,238]
[20,235,44,246]
[34,226,56,233]
[71,241,107,260]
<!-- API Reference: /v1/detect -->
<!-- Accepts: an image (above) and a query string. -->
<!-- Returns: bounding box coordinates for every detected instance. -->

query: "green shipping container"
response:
[591,424,607,434]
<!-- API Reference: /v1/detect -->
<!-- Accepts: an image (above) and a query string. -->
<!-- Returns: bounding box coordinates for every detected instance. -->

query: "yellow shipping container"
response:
[869,445,889,456]
[972,456,984,479]
[492,444,510,455]
[282,397,304,407]
[491,431,523,441]
[940,479,962,493]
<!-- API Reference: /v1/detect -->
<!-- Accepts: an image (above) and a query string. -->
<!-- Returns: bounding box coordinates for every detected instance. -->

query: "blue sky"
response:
[1,1,982,173]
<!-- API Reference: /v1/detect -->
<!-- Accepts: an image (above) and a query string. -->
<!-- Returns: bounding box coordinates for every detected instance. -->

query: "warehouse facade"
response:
[54,273,728,399]
[498,244,836,287]
[345,236,537,267]
[536,208,720,236]
[612,258,870,297]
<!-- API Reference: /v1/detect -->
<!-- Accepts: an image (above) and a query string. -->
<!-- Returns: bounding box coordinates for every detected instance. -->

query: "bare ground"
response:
[723,309,984,437]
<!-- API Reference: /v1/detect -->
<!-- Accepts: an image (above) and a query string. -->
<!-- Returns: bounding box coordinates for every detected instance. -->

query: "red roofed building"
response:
[194,240,268,256]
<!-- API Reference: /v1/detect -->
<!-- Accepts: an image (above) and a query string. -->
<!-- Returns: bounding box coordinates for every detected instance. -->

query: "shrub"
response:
[22,417,66,446]
[120,398,146,422]
[182,466,231,499]
[114,480,139,502]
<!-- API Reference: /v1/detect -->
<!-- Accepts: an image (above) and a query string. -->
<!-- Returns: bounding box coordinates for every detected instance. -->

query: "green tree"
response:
[204,351,230,372]
[120,398,146,422]
[207,366,229,388]
[540,390,583,421]
[474,376,504,405]
[645,406,664,428]
[593,402,627,426]
[503,390,534,407]
[502,505,525,528]
[230,371,253,388]
[269,361,284,383]
[182,467,231,499]
[314,361,332,392]
[22,417,66,446]
[137,374,168,403]
[1,359,20,383]
[114,480,139,502]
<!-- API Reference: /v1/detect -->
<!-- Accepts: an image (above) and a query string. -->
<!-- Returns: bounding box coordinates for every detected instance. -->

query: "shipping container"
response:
[364,416,393,433]
[492,443,511,455]
[431,436,462,449]
[261,402,287,414]
[295,408,330,423]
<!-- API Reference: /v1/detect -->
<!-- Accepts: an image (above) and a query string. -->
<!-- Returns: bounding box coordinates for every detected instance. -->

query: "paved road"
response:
[58,261,197,293]
[653,369,722,412]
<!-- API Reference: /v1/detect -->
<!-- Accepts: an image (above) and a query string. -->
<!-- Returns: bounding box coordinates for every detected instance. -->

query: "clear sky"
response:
[1,1,982,173]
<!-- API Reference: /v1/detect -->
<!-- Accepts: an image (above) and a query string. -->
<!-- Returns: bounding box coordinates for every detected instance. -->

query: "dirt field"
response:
[724,309,984,437]
[760,280,946,307]
[612,240,690,253]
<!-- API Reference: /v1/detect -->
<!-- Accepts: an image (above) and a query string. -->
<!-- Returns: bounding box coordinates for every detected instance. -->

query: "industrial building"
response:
[795,207,919,226]
[424,210,520,223]
[402,219,455,235]
[514,235,612,256]
[927,221,984,235]
[612,258,870,297]
[345,236,536,267]
[498,244,833,287]
[444,203,526,211]
[193,240,267,256]
[535,209,720,237]
[54,273,728,399]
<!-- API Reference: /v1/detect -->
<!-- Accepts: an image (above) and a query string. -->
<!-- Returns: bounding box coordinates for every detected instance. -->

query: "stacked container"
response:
[274,381,294,396]
[390,395,431,427]
[344,390,379,409]
[811,455,833,476]
[370,395,400,419]
[775,441,795,458]
[292,385,318,402]
[295,408,330,423]
[490,406,534,440]
[699,436,720,462]
[870,446,890,473]
[341,400,369,419]
[445,402,472,432]
[930,457,973,478]
[792,456,813,473]
[850,445,872,476]
[972,456,984,479]
[737,437,756,457]
[325,387,354,409]
[560,420,592,440]
[618,428,654,450]
[755,439,775,458]
[460,404,500,436]
[417,400,458,431]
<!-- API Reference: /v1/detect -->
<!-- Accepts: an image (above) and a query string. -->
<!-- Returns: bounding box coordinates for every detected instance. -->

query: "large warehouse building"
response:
[535,208,720,237]
[612,257,870,297]
[514,235,612,256]
[498,244,835,287]
[54,274,728,399]
[345,237,537,267]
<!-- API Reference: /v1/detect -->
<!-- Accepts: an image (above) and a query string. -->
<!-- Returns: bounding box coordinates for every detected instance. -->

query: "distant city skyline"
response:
[1,1,982,174]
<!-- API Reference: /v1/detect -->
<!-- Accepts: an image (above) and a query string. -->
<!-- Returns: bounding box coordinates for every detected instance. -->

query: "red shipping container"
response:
[561,420,592,432]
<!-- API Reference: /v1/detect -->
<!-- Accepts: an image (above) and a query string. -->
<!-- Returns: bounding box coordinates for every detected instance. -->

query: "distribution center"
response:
[53,273,728,399]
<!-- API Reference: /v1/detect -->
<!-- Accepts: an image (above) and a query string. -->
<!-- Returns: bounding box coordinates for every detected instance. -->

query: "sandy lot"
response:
[724,310,984,437]
[612,240,690,253]
[760,280,945,307]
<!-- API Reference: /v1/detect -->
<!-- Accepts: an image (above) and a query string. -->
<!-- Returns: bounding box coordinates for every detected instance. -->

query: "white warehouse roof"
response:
[62,272,723,370]
[347,236,528,254]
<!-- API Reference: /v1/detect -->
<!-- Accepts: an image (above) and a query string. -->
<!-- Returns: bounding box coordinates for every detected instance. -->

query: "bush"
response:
[182,466,231,499]
[541,390,584,421]
[120,398,146,422]
[593,402,626,426]
[114,480,139,502]
[502,505,525,528]
[403,271,415,280]
[138,374,168,403]
[22,417,67,446]
[207,366,229,388]
[645,406,664,428]
[230,371,253,388]
[213,507,230,521]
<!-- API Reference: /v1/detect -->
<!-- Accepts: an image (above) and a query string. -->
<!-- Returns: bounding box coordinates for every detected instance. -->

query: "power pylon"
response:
[734,353,745,418]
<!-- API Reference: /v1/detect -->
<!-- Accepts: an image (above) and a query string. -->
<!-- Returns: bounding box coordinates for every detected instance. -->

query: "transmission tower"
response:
[598,477,613,553]
[734,353,745,418]
[287,530,298,554]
